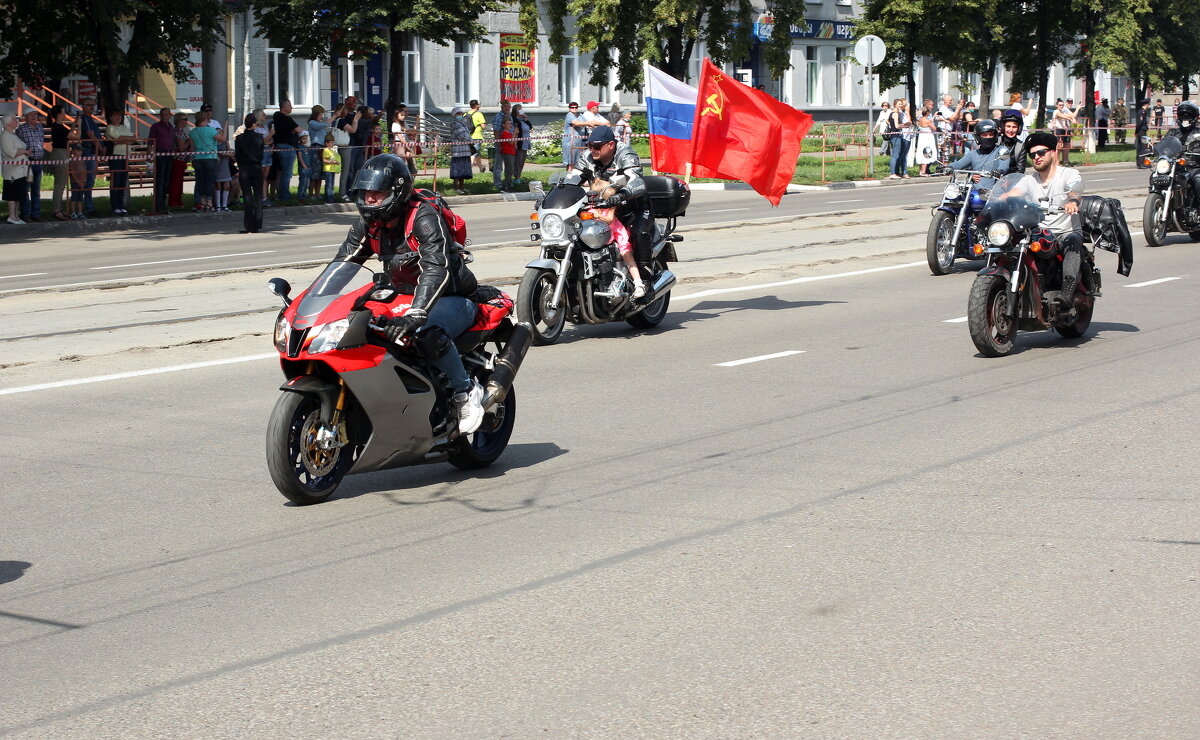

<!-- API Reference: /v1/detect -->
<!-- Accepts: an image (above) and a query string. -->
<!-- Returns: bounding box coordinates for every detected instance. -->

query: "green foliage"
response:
[518,0,806,90]
[0,0,226,111]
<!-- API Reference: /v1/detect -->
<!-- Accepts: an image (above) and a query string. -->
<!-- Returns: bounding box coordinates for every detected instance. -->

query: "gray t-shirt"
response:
[1018,166,1084,233]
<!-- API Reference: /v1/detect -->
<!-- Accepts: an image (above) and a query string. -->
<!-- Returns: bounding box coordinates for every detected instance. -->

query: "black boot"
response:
[1057,275,1077,312]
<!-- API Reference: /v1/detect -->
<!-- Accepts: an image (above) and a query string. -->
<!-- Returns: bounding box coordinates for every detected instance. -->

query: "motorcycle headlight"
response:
[1155,157,1172,175]
[987,221,1013,246]
[541,213,565,240]
[274,312,290,352]
[943,183,962,200]
[307,318,349,354]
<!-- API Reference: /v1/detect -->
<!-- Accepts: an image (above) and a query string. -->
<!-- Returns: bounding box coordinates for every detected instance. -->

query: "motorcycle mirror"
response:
[548,171,566,185]
[996,146,1011,160]
[267,277,292,306]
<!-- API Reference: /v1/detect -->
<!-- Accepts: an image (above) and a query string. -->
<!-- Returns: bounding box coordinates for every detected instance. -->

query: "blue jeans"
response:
[108,159,128,211]
[324,173,335,202]
[889,136,912,176]
[296,157,312,200]
[20,163,42,220]
[82,148,97,215]
[193,158,217,200]
[274,144,297,201]
[341,147,364,196]
[425,296,478,392]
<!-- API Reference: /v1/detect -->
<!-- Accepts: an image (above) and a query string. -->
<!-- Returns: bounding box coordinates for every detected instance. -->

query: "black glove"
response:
[382,308,427,343]
[602,192,628,208]
[383,254,412,274]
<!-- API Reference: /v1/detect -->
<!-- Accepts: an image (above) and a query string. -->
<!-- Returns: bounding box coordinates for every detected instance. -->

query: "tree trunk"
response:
[981,53,997,110]
[1183,78,1190,101]
[1084,64,1096,126]
[385,18,403,153]
[1035,47,1049,129]
[905,45,916,116]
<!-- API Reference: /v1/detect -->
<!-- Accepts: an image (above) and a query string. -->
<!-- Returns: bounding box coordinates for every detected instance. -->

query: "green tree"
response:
[252,0,500,127]
[855,0,930,113]
[517,0,806,91]
[0,0,226,113]
[997,0,1078,128]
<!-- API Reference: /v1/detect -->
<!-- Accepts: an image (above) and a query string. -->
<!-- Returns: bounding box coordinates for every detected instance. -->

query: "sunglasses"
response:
[588,142,607,150]
[1028,148,1052,158]
[569,106,578,109]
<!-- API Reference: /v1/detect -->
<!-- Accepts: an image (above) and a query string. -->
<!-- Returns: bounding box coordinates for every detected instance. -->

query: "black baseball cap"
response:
[199,102,213,111]
[585,126,617,145]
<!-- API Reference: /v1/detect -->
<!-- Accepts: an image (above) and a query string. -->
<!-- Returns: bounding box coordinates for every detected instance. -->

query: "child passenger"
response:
[589,179,646,299]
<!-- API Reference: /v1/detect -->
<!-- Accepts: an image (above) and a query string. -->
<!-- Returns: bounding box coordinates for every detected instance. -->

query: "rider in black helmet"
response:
[998,109,1027,174]
[1165,101,1200,215]
[946,119,1009,187]
[334,153,485,434]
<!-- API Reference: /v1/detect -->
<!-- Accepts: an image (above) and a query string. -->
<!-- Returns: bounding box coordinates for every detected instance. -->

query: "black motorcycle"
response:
[967,173,1132,356]
[927,168,992,274]
[1143,134,1200,246]
[517,175,689,345]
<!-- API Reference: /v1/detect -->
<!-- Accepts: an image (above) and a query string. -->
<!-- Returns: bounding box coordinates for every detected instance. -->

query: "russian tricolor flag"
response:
[643,63,721,179]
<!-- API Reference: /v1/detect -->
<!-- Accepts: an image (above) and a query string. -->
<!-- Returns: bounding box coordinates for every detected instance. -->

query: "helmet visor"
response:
[351,167,396,193]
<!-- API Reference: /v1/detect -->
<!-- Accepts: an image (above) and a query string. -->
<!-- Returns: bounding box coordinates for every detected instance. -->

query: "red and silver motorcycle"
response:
[265,260,532,504]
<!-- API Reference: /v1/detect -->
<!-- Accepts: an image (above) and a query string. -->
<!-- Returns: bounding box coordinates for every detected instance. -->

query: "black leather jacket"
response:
[567,143,648,201]
[999,135,1027,174]
[1165,126,1200,154]
[335,201,477,312]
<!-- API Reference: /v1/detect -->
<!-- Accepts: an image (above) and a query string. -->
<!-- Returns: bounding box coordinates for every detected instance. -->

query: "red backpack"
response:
[403,188,468,250]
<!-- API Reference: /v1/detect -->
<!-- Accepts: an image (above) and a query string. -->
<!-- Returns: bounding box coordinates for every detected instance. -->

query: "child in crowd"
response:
[321,133,341,204]
[67,142,86,220]
[589,179,646,299]
[214,139,234,211]
[497,117,516,192]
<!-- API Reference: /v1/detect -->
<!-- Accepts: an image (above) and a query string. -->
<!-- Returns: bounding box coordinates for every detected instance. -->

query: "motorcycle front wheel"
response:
[449,385,516,470]
[265,391,351,505]
[967,274,1016,357]
[626,260,671,329]
[1143,192,1168,247]
[517,268,566,345]
[926,210,957,275]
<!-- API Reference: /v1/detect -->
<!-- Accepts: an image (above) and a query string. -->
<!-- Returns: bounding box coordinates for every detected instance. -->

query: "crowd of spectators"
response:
[0,94,640,227]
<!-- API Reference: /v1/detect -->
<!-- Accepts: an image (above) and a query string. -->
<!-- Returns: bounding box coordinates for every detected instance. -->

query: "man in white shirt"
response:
[936,94,963,157]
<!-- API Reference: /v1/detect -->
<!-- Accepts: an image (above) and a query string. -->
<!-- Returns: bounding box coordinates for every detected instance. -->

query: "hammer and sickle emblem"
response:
[701,75,726,119]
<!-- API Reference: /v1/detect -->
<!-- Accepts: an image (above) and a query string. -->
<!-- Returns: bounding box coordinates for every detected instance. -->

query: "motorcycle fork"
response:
[1007,246,1029,321]
[950,199,970,250]
[550,243,575,309]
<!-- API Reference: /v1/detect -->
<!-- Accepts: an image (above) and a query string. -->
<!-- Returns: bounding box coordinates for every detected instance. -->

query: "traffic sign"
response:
[854,35,886,67]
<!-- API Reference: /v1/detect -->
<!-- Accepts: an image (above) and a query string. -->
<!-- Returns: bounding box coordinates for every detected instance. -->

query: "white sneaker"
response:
[632,281,647,299]
[6,217,25,225]
[452,380,485,435]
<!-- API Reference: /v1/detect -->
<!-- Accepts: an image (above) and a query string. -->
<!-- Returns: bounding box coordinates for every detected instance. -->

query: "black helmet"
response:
[352,154,413,223]
[1179,101,1199,128]
[975,119,998,151]
[999,108,1024,136]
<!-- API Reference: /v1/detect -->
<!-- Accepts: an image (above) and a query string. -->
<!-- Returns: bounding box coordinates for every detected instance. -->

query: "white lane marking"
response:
[677,261,926,300]
[826,199,864,204]
[1124,277,1182,288]
[715,350,805,367]
[1091,178,1115,182]
[0,272,49,280]
[943,316,968,323]
[0,353,278,397]
[494,226,534,232]
[709,208,750,213]
[90,251,275,270]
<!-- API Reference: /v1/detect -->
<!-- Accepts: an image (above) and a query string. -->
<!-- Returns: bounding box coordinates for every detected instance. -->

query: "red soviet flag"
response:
[690,58,814,205]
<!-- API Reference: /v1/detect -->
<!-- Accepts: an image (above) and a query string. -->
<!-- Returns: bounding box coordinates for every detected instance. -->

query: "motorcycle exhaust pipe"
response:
[482,322,534,409]
[638,269,676,306]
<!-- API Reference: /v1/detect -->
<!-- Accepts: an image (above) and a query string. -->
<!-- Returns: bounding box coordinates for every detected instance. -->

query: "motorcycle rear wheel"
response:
[926,210,957,275]
[517,268,566,346]
[626,260,671,329]
[968,274,1016,357]
[266,392,351,505]
[1144,192,1168,247]
[449,385,516,469]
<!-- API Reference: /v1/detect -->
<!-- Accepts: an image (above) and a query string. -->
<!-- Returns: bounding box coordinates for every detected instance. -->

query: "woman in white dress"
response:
[912,106,938,176]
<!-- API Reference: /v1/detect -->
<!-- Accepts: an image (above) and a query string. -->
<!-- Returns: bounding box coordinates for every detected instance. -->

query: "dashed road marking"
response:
[715,350,806,367]
[1124,277,1182,288]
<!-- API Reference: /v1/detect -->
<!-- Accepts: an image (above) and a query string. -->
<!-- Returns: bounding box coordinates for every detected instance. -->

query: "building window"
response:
[687,42,708,84]
[454,40,477,105]
[559,48,579,105]
[399,37,421,106]
[779,49,795,106]
[266,41,319,108]
[835,47,852,105]
[805,46,821,106]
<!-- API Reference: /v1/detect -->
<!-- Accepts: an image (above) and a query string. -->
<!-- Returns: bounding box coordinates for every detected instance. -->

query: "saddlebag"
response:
[644,175,691,218]
[1080,195,1133,276]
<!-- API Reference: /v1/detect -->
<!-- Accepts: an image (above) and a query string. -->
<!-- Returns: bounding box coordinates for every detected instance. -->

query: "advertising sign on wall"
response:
[175,46,205,108]
[499,33,537,104]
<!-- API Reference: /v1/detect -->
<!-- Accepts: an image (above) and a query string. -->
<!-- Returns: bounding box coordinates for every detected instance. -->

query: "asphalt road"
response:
[2,191,1199,736]
[0,164,1149,294]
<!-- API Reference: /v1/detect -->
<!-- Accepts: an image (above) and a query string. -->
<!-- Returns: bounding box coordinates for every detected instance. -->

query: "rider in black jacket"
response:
[998,109,1027,174]
[335,154,484,434]
[1164,101,1200,213]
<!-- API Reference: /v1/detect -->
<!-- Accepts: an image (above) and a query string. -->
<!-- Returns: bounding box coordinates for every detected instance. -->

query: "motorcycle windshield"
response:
[1156,135,1183,159]
[980,172,1046,232]
[541,183,587,210]
[293,261,374,328]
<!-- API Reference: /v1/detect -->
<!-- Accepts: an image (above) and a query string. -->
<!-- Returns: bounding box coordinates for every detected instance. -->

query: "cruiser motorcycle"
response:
[927,168,992,274]
[516,174,689,345]
[264,260,532,504]
[1142,134,1200,246]
[966,173,1132,357]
